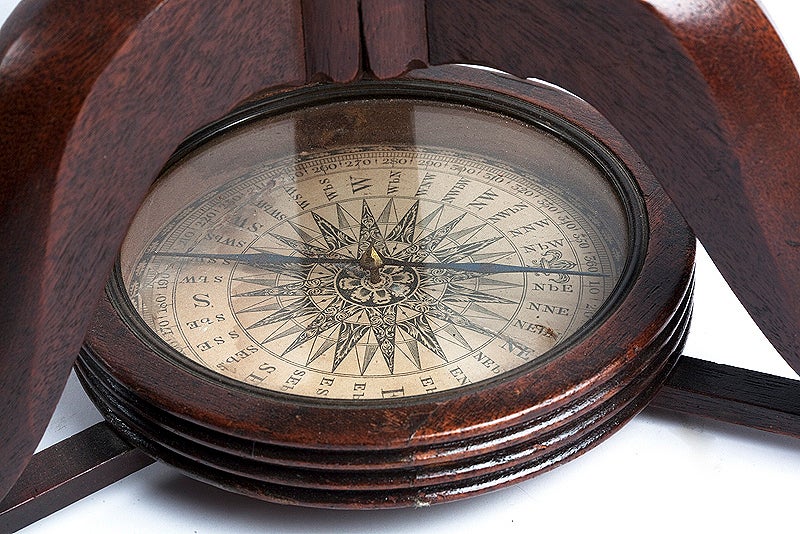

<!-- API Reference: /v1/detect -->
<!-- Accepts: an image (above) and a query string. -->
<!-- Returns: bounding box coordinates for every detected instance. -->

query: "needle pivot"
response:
[359,244,385,284]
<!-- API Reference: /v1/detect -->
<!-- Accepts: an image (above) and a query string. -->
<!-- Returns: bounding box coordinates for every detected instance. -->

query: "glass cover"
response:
[119,94,632,401]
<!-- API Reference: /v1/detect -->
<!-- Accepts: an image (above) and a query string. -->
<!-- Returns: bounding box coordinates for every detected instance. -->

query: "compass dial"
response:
[118,93,631,401]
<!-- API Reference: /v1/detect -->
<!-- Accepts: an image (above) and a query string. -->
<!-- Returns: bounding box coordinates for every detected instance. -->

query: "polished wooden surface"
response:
[9,351,800,531]
[362,0,427,79]
[301,0,360,82]
[653,358,800,437]
[0,0,307,500]
[0,423,153,533]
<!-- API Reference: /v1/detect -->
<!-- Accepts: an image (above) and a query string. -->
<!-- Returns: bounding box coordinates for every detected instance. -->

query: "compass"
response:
[1,0,800,527]
[115,87,635,401]
[73,73,692,506]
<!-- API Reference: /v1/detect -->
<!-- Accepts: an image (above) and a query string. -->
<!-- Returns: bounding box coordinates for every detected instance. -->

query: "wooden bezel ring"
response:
[76,68,695,507]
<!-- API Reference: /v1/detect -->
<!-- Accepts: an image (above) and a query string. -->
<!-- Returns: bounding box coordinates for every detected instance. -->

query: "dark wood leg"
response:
[650,356,800,438]
[0,422,154,533]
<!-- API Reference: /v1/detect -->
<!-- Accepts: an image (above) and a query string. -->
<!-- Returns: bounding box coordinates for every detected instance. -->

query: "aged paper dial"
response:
[118,93,631,401]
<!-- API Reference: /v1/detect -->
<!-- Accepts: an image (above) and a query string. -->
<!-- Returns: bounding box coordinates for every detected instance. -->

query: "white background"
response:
[3,1,799,532]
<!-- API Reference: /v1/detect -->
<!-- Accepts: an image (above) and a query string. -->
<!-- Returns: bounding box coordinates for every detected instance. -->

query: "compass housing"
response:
[77,67,694,507]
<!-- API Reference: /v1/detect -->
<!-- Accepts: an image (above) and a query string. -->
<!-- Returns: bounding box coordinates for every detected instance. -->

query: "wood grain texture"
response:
[425,0,800,375]
[0,0,161,502]
[361,0,428,78]
[301,0,361,82]
[1,0,797,509]
[0,0,307,501]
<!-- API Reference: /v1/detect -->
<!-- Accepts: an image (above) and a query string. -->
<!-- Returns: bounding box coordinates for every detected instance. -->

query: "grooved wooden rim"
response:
[76,277,691,507]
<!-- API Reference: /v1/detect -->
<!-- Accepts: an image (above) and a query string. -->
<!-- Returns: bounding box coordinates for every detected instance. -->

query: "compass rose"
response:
[230,198,524,376]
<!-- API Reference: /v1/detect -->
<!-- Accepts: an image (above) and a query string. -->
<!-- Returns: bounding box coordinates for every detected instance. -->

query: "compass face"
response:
[118,89,633,401]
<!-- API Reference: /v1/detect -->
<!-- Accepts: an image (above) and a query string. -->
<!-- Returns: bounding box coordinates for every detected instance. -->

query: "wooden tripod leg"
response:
[650,357,800,437]
[0,423,153,532]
